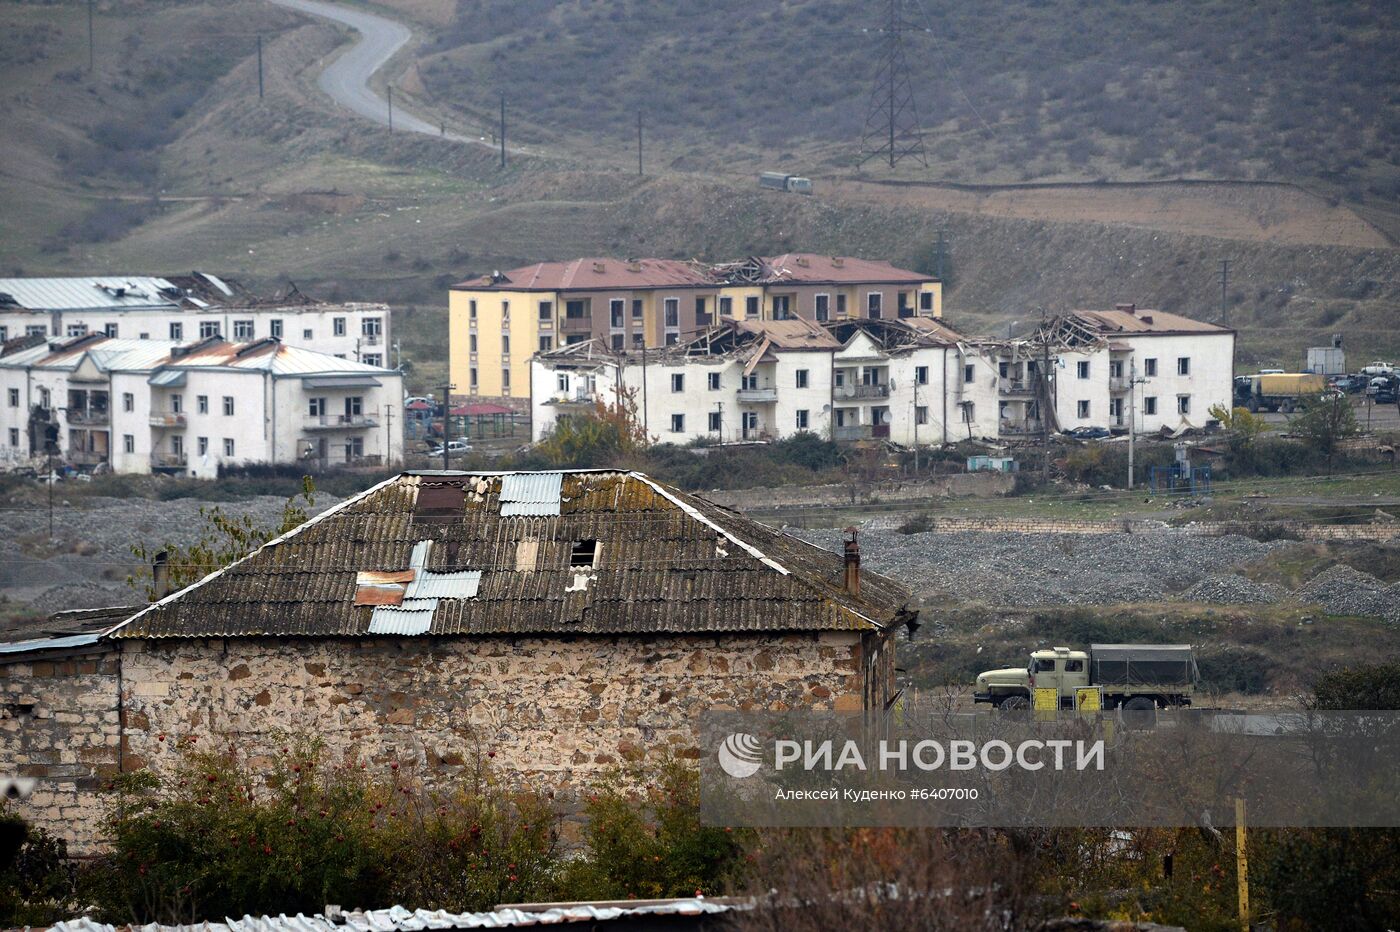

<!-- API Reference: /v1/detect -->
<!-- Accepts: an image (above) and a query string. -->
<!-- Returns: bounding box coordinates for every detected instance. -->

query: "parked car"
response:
[1361,361,1395,377]
[1330,374,1367,393]
[1066,426,1111,440]
[427,439,473,457]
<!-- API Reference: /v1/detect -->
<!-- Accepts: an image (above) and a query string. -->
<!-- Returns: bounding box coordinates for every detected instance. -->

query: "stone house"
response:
[0,469,917,852]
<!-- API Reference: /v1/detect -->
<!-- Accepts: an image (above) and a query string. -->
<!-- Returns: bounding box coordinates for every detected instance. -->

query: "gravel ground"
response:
[787,528,1293,607]
[0,494,337,612]
[1177,573,1289,605]
[1294,564,1400,622]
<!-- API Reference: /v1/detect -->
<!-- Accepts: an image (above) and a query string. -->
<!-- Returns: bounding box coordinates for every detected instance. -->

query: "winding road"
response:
[268,0,519,152]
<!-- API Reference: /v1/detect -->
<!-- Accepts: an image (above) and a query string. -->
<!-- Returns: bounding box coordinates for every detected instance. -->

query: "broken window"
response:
[570,539,598,567]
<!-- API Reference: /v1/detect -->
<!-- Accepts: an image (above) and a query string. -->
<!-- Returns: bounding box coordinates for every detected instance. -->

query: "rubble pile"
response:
[1178,573,1287,605]
[1294,564,1398,622]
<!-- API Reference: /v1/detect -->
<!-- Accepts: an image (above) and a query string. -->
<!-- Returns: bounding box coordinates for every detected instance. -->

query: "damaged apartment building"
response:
[0,469,916,852]
[532,305,1235,446]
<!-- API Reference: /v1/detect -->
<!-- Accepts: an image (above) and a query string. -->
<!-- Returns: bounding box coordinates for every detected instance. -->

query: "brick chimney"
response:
[1115,303,1136,314]
[843,527,861,597]
[152,550,171,600]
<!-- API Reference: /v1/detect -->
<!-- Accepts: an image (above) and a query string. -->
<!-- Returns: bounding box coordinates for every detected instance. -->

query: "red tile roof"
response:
[761,254,933,285]
[454,258,713,292]
[1072,308,1230,335]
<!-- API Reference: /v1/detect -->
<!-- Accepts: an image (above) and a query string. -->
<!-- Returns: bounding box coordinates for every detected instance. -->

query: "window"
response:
[795,369,809,388]
[795,409,809,430]
[897,292,913,318]
[501,301,510,320]
[270,319,282,339]
[222,396,234,416]
[663,298,679,328]
[963,364,975,383]
[815,294,829,322]
[345,396,363,417]
[1177,357,1190,376]
[570,539,598,567]
[469,334,478,353]
[771,295,791,319]
[199,321,219,339]
[1077,400,1090,418]
[501,368,511,393]
[670,413,685,433]
[745,296,759,319]
[718,296,733,317]
[139,332,149,340]
[123,392,133,412]
[104,323,119,338]
[470,367,478,388]
[1144,358,1157,377]
[920,291,934,311]
[197,395,209,414]
[708,411,722,432]
[565,299,589,320]
[309,398,326,417]
[611,334,624,350]
[915,365,929,385]
[1065,659,1084,673]
[9,429,19,447]
[741,374,759,391]
[632,332,644,347]
[539,336,553,352]
[670,373,684,393]
[233,319,254,339]
[1109,360,1123,379]
[303,329,313,340]
[707,372,721,391]
[25,325,45,337]
[362,317,382,337]
[0,326,6,341]
[363,354,381,366]
[122,434,133,454]
[170,394,183,414]
[66,324,88,337]
[502,335,510,354]
[610,299,624,328]
[962,402,975,423]
[198,437,208,457]
[632,299,643,320]
[915,405,929,425]
[1177,395,1191,414]
[1144,396,1158,415]
[223,438,234,457]
[333,317,347,336]
[866,292,882,318]
[469,300,477,319]
[6,388,16,407]
[836,294,847,317]
[557,374,569,393]
[695,296,709,324]
[1077,360,1089,379]
[539,301,553,321]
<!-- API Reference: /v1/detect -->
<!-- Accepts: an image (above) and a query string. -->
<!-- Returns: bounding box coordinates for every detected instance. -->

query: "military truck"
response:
[759,171,813,195]
[973,644,1198,711]
[1243,372,1327,413]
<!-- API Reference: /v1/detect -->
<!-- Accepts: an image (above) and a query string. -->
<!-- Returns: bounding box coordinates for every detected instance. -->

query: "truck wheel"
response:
[1246,398,1259,413]
[1282,399,1295,414]
[998,695,1029,712]
[1122,696,1157,729]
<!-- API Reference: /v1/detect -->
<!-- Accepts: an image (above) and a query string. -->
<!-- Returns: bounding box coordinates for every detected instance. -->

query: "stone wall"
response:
[3,630,880,852]
[0,645,120,852]
[705,472,1016,511]
[857,514,1400,541]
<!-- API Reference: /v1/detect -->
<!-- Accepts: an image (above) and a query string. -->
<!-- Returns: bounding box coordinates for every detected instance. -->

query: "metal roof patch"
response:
[499,471,564,516]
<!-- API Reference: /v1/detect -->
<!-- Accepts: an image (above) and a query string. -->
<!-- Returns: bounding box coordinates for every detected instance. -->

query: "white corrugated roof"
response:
[0,336,398,379]
[0,277,184,310]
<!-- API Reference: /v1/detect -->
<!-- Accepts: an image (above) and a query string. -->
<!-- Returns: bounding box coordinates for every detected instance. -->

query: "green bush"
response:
[0,810,76,927]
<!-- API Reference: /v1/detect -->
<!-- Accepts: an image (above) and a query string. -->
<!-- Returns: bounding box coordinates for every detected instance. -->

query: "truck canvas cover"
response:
[1090,644,1197,686]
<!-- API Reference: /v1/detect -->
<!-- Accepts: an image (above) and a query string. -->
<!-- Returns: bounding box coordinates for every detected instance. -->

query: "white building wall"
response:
[109,372,157,475]
[1052,349,1112,431]
[0,367,31,464]
[1121,333,1234,433]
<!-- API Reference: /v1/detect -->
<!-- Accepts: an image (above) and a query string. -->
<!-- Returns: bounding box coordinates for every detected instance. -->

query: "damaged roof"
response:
[109,471,913,640]
[1070,307,1232,336]
[453,255,935,292]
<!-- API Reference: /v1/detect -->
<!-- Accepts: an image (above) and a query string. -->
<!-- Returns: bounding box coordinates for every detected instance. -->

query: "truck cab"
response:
[974,646,1087,709]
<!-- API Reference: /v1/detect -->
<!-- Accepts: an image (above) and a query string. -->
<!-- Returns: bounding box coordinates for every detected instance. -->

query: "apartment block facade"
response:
[0,334,403,478]
[0,275,390,364]
[451,255,941,404]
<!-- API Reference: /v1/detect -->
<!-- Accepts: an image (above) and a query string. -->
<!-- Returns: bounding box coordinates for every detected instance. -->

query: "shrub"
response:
[0,810,74,927]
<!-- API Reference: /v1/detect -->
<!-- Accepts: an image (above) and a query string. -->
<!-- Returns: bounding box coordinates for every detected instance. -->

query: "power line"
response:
[859,0,928,169]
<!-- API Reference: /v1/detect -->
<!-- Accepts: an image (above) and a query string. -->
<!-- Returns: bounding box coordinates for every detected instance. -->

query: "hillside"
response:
[404,0,1399,202]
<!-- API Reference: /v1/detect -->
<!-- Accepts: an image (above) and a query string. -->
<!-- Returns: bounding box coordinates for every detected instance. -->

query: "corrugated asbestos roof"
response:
[48,898,743,932]
[109,471,913,639]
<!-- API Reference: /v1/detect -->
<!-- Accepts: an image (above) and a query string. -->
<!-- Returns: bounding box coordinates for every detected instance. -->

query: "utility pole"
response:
[934,229,947,281]
[1039,319,1052,483]
[440,383,455,470]
[912,369,919,473]
[394,339,402,371]
[1126,359,1147,489]
[858,0,928,169]
[499,95,507,169]
[637,111,643,177]
[640,344,649,437]
[387,85,393,133]
[88,0,95,74]
[1219,259,1231,325]
[384,404,394,467]
[257,36,264,99]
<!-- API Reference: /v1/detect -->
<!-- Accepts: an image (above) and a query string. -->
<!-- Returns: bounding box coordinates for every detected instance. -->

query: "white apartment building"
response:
[989,306,1235,437]
[531,318,1001,446]
[0,274,391,364]
[0,333,403,478]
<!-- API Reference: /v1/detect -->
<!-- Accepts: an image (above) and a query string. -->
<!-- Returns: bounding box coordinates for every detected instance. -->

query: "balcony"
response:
[736,386,778,403]
[998,378,1036,396]
[305,414,379,430]
[1000,421,1044,437]
[547,391,597,407]
[67,409,110,426]
[151,452,188,468]
[833,424,890,441]
[561,315,593,333]
[836,382,890,400]
[1109,377,1129,392]
[149,411,187,428]
[360,333,382,346]
[69,450,108,466]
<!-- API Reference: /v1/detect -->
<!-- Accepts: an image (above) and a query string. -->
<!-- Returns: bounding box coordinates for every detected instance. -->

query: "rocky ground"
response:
[789,527,1400,623]
[0,494,337,618]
